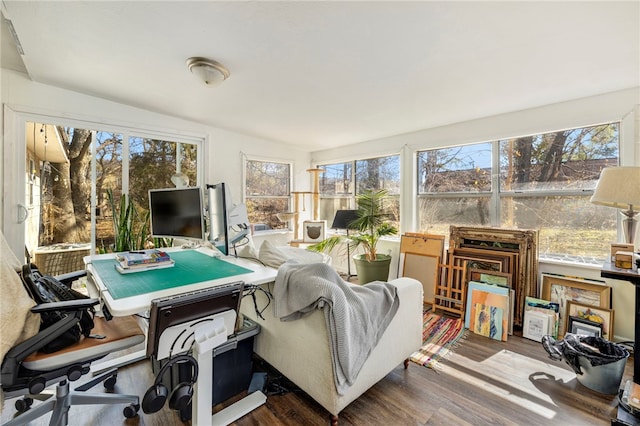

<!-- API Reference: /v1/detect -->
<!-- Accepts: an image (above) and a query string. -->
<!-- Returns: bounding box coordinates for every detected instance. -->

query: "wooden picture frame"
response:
[449,226,538,327]
[468,268,512,288]
[399,233,445,304]
[541,274,612,338]
[565,300,614,340]
[567,315,603,338]
[522,309,551,342]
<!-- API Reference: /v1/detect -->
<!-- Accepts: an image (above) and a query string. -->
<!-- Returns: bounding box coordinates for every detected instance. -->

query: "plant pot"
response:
[353,254,392,284]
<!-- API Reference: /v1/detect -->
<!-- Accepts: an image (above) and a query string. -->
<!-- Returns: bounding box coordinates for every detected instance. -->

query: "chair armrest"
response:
[55,270,87,287]
[31,298,99,314]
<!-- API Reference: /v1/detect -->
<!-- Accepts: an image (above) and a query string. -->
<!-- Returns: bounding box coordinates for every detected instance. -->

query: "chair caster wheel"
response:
[104,375,117,391]
[15,397,33,413]
[123,403,139,418]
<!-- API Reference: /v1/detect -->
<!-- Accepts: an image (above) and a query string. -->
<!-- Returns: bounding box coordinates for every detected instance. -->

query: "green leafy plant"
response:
[309,189,398,262]
[106,188,149,252]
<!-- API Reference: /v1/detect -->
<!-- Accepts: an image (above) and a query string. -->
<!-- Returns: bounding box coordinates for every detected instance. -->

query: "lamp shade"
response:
[590,167,640,210]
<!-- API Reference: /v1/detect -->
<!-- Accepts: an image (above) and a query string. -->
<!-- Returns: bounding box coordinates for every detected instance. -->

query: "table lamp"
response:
[590,167,640,244]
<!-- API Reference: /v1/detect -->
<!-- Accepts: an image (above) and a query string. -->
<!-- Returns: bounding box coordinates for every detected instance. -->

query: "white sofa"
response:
[240,276,423,424]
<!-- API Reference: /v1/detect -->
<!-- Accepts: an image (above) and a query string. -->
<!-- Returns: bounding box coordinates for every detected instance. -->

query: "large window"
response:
[245,159,291,231]
[319,154,400,228]
[417,123,619,262]
[25,121,202,255]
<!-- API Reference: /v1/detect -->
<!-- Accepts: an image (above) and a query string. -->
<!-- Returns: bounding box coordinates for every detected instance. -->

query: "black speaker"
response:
[142,354,199,414]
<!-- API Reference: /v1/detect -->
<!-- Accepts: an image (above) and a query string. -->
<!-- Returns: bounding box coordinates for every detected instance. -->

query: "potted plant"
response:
[309,189,398,283]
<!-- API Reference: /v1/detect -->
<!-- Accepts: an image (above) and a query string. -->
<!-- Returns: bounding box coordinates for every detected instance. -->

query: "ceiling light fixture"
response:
[186,57,230,87]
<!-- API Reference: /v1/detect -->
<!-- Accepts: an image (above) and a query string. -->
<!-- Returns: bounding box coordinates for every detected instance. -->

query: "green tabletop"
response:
[91,250,253,299]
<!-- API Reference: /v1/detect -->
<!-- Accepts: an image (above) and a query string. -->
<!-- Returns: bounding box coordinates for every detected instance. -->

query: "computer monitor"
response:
[149,187,205,241]
[206,183,230,255]
[146,282,245,360]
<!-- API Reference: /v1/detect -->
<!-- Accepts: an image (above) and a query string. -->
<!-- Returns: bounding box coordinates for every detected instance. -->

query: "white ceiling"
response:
[2,1,639,150]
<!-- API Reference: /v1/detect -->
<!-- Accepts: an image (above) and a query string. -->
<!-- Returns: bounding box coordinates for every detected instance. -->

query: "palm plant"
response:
[309,189,398,262]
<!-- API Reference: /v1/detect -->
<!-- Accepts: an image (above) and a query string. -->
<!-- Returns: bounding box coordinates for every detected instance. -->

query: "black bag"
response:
[20,264,95,353]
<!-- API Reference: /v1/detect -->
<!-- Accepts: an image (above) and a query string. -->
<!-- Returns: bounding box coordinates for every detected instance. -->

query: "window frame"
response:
[416,121,621,263]
[242,155,293,233]
[318,153,401,228]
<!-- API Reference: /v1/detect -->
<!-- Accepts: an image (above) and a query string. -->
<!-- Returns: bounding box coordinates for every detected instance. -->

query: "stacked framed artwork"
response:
[465,281,511,341]
[540,273,613,340]
[450,226,538,327]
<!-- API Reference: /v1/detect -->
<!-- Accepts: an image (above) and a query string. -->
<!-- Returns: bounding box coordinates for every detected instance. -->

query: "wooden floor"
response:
[1,331,635,426]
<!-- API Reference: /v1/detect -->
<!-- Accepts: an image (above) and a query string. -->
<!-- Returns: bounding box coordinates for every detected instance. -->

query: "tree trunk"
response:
[49,127,92,243]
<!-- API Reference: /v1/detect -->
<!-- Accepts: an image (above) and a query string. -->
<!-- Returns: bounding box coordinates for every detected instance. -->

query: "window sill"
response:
[538,254,604,271]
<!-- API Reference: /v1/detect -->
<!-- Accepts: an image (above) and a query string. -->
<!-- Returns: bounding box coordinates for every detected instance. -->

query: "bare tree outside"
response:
[245,160,290,230]
[417,123,619,261]
[30,123,200,254]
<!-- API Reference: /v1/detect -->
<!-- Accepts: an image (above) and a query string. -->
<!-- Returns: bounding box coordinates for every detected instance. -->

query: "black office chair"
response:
[1,261,145,425]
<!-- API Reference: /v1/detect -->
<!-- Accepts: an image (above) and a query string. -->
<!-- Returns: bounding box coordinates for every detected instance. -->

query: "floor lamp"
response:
[331,210,359,281]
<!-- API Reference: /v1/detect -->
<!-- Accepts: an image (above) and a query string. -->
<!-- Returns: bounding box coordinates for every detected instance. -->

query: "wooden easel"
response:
[432,250,467,319]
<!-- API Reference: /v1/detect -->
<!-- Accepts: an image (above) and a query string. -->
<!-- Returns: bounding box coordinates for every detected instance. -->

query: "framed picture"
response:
[567,315,603,338]
[400,253,440,304]
[540,274,611,338]
[522,309,551,342]
[302,220,326,243]
[449,226,539,328]
[399,233,445,304]
[468,268,512,288]
[465,281,510,336]
[565,300,614,340]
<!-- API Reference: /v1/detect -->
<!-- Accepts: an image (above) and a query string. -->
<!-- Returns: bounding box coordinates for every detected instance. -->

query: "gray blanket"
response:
[273,261,399,395]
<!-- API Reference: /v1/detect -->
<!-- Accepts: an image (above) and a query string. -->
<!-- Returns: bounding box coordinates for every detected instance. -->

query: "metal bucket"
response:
[576,352,629,394]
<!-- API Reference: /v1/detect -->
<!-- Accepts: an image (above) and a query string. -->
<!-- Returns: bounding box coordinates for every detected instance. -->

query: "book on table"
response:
[115,249,172,269]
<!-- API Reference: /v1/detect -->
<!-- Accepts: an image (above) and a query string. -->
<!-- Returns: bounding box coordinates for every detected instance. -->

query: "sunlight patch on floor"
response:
[438,349,576,419]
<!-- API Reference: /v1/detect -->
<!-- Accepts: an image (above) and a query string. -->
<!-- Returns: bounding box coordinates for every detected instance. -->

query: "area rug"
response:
[411,311,467,370]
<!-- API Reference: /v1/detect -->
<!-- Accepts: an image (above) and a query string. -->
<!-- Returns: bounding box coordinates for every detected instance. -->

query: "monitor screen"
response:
[149,187,205,241]
[206,183,229,255]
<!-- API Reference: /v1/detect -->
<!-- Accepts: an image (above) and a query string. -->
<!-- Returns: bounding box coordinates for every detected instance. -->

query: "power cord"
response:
[243,284,272,320]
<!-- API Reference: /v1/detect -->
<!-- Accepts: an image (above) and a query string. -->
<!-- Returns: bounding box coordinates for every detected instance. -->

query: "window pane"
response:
[355,155,400,194]
[501,195,616,262]
[499,124,619,191]
[417,143,492,193]
[246,198,289,230]
[417,195,492,242]
[320,198,352,225]
[245,160,290,230]
[246,161,290,196]
[96,131,123,251]
[319,162,353,195]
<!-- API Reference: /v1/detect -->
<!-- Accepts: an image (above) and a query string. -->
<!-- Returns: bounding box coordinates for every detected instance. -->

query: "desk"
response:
[600,262,639,384]
[87,247,277,425]
[86,247,277,317]
[85,247,277,373]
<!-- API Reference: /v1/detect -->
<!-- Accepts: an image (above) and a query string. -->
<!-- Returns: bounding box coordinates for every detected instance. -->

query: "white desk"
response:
[85,247,276,374]
[85,247,277,317]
